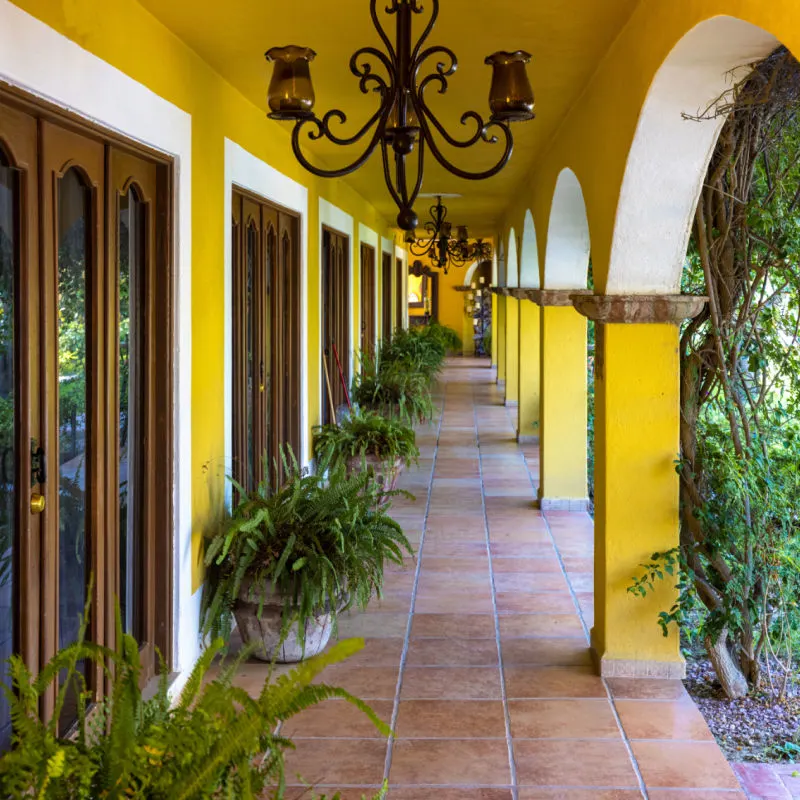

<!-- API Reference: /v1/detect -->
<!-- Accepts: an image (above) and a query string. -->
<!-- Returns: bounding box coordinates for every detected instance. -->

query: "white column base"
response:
[517,434,540,445]
[540,497,590,512]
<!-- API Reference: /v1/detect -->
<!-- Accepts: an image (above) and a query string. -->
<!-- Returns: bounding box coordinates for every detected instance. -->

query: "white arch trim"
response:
[608,16,778,294]
[520,209,540,288]
[506,228,519,288]
[543,168,590,290]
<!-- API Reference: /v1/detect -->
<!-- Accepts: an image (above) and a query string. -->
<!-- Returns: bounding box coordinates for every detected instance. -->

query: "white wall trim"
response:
[544,168,590,290]
[319,198,355,401]
[0,0,196,686]
[224,139,310,482]
[358,223,379,352]
[395,244,408,328]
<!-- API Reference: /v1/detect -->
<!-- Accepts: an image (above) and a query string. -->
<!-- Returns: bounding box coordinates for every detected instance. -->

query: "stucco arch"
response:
[520,209,539,288]
[543,168,590,290]
[496,239,506,287]
[608,16,779,293]
[506,228,519,288]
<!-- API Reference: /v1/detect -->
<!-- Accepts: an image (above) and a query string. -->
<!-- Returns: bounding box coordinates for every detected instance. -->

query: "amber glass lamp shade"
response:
[485,51,535,123]
[457,226,469,243]
[265,46,317,120]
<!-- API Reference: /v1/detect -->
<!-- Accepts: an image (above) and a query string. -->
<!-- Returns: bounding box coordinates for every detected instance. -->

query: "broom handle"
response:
[322,351,337,422]
[332,342,352,411]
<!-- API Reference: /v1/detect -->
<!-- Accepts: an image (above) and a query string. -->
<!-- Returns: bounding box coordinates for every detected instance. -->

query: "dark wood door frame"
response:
[321,227,350,425]
[359,243,376,357]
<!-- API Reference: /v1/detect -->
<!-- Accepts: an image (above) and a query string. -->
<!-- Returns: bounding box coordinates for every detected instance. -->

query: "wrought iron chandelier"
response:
[406,196,493,274]
[265,0,535,231]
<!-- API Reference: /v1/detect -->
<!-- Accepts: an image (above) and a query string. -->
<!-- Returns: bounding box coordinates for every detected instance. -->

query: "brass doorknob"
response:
[30,493,45,514]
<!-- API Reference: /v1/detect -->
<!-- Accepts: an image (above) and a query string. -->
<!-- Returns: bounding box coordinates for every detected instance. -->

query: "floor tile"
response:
[390,738,512,785]
[499,614,585,638]
[400,667,502,699]
[283,738,388,787]
[513,739,639,786]
[495,592,577,615]
[411,613,496,638]
[395,699,506,738]
[406,637,499,666]
[508,698,620,739]
[502,637,593,666]
[504,666,606,698]
[616,699,714,741]
[281,698,394,739]
[631,740,741,789]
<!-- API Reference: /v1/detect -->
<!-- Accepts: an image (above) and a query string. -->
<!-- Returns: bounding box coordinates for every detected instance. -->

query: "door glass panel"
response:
[57,167,90,725]
[119,188,144,639]
[0,152,18,751]
[265,226,275,473]
[245,223,256,487]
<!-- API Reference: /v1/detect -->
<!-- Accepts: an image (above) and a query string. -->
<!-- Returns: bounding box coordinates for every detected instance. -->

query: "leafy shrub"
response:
[312,410,419,471]
[201,454,413,645]
[0,604,389,799]
[350,353,434,426]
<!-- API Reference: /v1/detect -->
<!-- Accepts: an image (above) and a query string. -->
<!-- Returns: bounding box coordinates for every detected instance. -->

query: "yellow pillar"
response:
[517,300,540,441]
[496,294,507,385]
[491,294,498,365]
[504,295,519,404]
[538,297,587,508]
[592,321,683,678]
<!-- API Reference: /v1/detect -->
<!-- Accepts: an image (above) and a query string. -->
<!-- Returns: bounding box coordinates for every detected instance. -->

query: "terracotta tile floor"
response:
[253,359,751,798]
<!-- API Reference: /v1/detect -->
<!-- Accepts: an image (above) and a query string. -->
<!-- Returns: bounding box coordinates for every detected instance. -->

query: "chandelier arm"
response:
[291,116,385,178]
[414,85,493,149]
[379,137,405,212]
[349,47,396,95]
[313,99,391,147]
[417,110,515,181]
[413,45,457,81]
[369,0,398,67]
[407,133,426,213]
[410,0,440,67]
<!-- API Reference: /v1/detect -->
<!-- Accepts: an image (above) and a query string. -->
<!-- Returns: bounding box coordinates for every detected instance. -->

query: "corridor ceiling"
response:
[139,0,640,234]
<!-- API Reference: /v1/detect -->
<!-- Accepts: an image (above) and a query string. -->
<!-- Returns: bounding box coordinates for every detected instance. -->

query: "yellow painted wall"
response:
[12,0,394,589]
[593,324,682,670]
[538,305,587,503]
[496,296,506,383]
[504,297,519,403]
[517,301,540,440]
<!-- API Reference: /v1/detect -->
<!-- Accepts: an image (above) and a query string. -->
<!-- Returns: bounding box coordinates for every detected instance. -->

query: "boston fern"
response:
[0,602,389,799]
[312,409,419,471]
[201,457,413,645]
[350,353,434,426]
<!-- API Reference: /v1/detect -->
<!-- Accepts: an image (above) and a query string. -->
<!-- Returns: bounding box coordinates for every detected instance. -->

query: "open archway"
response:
[543,168,590,290]
[520,209,539,289]
[607,16,778,293]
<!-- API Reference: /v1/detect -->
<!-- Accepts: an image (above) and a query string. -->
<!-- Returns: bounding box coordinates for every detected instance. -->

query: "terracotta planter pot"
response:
[346,454,405,496]
[234,578,333,663]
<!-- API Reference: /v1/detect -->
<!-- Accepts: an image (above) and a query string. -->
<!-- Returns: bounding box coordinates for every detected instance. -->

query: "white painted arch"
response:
[506,229,519,288]
[608,16,778,294]
[520,209,539,288]
[543,168,590,290]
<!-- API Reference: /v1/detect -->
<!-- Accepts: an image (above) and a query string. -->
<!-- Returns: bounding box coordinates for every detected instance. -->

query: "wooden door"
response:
[360,243,376,357]
[321,228,350,425]
[0,96,173,743]
[381,251,392,342]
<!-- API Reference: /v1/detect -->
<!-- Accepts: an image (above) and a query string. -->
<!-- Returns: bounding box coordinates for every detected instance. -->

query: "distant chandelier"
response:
[406,196,493,274]
[265,0,535,231]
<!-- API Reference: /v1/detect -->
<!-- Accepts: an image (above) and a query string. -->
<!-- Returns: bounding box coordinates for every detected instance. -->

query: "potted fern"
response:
[201,455,412,663]
[312,409,419,494]
[0,601,389,799]
[350,353,434,426]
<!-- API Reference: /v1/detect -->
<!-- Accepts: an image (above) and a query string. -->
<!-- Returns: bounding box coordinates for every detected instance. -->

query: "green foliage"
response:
[312,409,419,471]
[0,599,389,799]
[200,453,413,646]
[351,351,434,426]
[379,327,447,383]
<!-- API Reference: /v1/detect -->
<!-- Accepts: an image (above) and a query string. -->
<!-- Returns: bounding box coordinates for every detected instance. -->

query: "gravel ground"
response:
[685,658,800,762]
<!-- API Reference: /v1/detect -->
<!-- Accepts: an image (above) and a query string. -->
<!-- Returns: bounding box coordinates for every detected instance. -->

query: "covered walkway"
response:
[267,360,743,798]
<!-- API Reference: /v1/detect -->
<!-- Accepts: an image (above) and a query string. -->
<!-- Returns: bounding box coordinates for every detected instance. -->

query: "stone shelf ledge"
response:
[571,293,708,324]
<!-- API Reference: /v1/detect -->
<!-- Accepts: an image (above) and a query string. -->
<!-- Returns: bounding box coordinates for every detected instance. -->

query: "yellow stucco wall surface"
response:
[538,305,587,503]
[496,296,506,383]
[504,296,520,403]
[12,0,394,591]
[593,323,682,670]
[517,301,540,440]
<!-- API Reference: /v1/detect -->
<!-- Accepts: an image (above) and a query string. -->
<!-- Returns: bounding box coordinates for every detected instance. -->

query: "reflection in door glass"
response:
[0,153,18,751]
[119,188,143,640]
[245,223,255,487]
[57,167,90,727]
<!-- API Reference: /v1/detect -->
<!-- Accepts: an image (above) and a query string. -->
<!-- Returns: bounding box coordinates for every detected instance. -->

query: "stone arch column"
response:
[590,16,778,678]
[537,169,590,510]
[504,229,520,406]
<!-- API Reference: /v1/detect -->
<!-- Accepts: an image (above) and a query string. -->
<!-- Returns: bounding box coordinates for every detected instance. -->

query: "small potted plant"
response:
[201,453,413,663]
[312,409,419,494]
[350,353,434,426]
